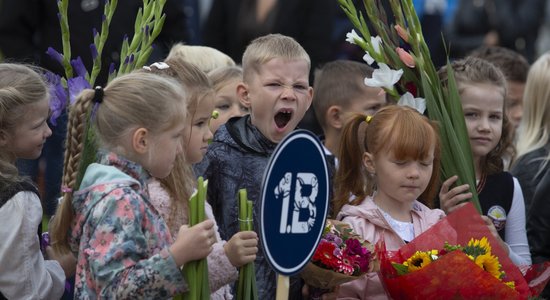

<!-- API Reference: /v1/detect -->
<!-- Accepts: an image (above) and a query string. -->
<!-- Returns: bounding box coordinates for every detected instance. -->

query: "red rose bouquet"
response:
[377,203,550,299]
[301,220,377,290]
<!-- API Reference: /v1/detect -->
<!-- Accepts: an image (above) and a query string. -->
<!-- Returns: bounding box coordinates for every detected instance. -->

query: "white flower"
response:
[362,36,383,65]
[398,92,426,114]
[370,36,382,54]
[345,29,364,45]
[363,52,375,65]
[364,63,403,90]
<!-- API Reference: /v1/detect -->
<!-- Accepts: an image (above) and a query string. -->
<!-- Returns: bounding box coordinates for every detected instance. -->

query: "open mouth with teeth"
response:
[274,109,293,129]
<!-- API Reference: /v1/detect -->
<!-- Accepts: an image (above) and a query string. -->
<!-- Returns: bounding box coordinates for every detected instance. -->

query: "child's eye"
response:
[195,121,205,127]
[216,104,230,111]
[293,84,307,91]
[490,114,502,120]
[393,160,407,166]
[464,112,478,118]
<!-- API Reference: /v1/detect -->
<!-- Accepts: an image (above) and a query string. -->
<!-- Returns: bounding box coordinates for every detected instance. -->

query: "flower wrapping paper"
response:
[377,203,531,299]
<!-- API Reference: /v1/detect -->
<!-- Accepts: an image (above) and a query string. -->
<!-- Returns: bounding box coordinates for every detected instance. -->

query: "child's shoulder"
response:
[0,180,38,209]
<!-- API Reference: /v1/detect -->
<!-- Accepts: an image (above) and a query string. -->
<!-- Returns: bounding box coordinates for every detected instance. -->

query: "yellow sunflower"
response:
[474,253,502,279]
[467,237,492,254]
[403,251,433,272]
[504,281,516,289]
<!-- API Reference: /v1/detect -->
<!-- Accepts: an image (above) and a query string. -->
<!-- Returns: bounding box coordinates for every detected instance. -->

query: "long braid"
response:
[51,90,94,253]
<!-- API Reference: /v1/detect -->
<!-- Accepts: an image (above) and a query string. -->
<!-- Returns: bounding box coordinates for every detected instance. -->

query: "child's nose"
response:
[280,85,297,100]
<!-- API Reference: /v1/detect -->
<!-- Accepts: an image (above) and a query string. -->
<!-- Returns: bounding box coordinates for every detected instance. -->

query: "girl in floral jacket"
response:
[50,72,216,299]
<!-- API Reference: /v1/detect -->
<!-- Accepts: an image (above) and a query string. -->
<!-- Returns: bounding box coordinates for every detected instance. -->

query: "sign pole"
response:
[275,274,289,300]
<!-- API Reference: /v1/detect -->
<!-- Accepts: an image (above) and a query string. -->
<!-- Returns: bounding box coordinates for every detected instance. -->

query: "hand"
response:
[481,216,509,255]
[170,219,215,266]
[224,231,258,267]
[483,30,500,46]
[46,246,77,278]
[439,175,472,214]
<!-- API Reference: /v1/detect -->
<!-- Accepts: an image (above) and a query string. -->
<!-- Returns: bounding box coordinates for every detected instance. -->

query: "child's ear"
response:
[132,128,149,154]
[326,105,343,129]
[306,86,313,110]
[363,152,376,174]
[237,82,251,108]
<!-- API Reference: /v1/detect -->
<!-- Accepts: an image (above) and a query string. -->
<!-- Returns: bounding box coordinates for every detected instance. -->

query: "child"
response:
[0,63,67,299]
[195,33,313,298]
[143,59,258,299]
[208,66,249,134]
[469,46,530,131]
[438,57,531,266]
[49,72,216,298]
[510,53,550,213]
[333,105,445,299]
[167,43,236,73]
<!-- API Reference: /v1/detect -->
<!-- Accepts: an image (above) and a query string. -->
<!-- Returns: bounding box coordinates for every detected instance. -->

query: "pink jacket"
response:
[148,179,238,299]
[336,196,445,299]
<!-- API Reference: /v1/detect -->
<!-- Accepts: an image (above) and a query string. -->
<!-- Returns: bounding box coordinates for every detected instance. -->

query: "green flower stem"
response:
[58,0,73,79]
[180,177,210,300]
[236,189,257,300]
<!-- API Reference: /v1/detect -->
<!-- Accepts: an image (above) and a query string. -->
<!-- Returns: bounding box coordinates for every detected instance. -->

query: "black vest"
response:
[0,180,40,300]
[478,172,514,241]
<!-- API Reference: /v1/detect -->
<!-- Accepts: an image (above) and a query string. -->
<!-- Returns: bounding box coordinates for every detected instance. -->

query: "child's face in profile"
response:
[505,80,525,130]
[210,79,248,133]
[1,96,52,161]
[185,96,214,164]
[241,58,312,143]
[341,86,386,122]
[460,83,504,163]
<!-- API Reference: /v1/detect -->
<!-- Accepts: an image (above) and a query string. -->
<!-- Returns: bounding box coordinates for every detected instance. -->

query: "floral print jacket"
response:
[69,152,186,299]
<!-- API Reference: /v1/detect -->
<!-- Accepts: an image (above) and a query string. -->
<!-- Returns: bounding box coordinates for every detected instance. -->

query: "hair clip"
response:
[93,86,104,104]
[61,185,73,193]
[365,115,373,123]
[150,62,170,69]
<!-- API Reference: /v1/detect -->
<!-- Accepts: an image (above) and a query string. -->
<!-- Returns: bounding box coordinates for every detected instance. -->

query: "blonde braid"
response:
[51,90,94,253]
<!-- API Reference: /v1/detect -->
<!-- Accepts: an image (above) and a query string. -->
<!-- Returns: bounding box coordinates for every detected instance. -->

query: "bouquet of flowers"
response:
[300,220,376,290]
[377,203,550,299]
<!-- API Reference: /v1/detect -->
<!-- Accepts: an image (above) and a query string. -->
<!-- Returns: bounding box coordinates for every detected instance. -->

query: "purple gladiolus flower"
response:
[68,76,91,105]
[123,55,130,65]
[71,57,88,78]
[46,47,63,66]
[90,44,98,61]
[102,14,106,22]
[129,54,134,63]
[57,12,61,21]
[108,62,115,74]
[145,25,150,36]
[92,28,98,38]
[44,71,68,125]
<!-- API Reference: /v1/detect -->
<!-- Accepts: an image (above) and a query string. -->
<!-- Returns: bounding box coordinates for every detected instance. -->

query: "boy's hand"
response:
[170,219,215,266]
[439,175,472,214]
[224,230,258,267]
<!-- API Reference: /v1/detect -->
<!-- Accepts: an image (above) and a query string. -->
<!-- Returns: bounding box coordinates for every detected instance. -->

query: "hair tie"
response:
[93,86,104,104]
[365,115,373,123]
[61,185,73,193]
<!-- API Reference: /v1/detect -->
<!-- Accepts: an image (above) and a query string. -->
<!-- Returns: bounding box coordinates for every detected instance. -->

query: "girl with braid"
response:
[49,72,216,298]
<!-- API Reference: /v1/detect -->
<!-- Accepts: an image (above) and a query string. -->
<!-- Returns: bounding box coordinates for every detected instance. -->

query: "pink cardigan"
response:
[148,179,238,299]
[336,196,445,299]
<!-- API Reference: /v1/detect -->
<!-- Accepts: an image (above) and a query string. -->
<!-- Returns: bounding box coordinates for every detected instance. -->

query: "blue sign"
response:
[260,130,329,276]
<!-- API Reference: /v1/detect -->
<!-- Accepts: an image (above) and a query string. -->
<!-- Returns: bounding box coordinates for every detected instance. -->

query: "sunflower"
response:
[474,253,502,279]
[468,237,492,253]
[403,251,433,272]
[504,281,516,289]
